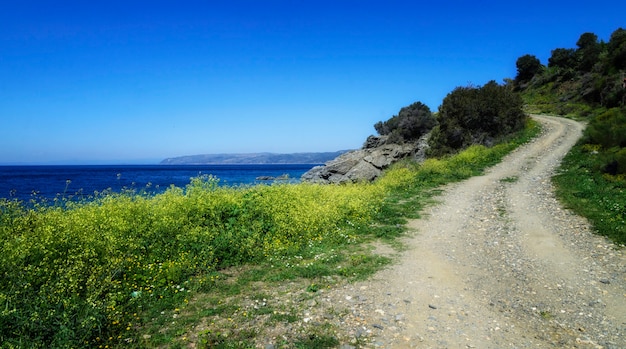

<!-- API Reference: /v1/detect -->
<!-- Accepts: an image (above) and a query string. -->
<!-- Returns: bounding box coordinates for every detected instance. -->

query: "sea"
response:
[0,164,319,203]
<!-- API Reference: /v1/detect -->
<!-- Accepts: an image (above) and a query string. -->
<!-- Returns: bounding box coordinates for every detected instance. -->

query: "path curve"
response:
[332,115,626,348]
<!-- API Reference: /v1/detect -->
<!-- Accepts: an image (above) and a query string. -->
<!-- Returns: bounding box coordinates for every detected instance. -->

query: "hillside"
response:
[160,151,349,165]
[515,27,626,244]
[516,27,625,119]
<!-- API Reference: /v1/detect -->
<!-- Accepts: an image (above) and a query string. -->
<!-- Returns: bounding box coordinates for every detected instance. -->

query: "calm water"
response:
[0,164,318,202]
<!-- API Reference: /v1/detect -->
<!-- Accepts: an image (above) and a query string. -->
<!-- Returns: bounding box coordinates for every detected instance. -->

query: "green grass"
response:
[500,176,519,183]
[0,119,542,348]
[553,145,626,245]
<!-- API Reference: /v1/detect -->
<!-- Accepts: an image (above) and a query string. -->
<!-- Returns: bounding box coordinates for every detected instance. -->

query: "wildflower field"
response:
[0,121,539,348]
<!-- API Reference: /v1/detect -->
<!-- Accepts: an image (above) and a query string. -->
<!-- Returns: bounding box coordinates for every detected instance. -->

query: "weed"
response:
[294,334,340,349]
[269,312,299,324]
[540,310,554,320]
[306,283,320,293]
[500,176,519,183]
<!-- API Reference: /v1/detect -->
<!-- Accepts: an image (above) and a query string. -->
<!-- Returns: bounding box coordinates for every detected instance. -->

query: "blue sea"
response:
[0,164,318,203]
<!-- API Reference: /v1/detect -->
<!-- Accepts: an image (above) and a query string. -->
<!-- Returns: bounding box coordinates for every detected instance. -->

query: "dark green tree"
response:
[374,101,436,143]
[429,81,527,156]
[515,54,543,83]
[607,28,626,71]
[576,32,600,72]
[548,48,576,69]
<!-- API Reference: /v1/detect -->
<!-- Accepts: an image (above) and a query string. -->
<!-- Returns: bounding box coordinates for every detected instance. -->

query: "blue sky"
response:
[1,1,624,164]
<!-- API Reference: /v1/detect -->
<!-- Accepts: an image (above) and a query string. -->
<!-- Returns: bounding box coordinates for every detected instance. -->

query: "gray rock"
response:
[301,133,431,184]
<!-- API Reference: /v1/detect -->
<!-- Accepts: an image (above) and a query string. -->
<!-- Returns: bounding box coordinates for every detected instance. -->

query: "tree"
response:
[577,32,599,50]
[576,32,600,72]
[429,81,527,156]
[607,28,626,70]
[548,48,576,69]
[515,54,543,83]
[374,101,436,143]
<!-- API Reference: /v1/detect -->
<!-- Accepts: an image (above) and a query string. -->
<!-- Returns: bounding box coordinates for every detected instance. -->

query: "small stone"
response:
[372,324,384,330]
[599,279,610,284]
[428,304,438,309]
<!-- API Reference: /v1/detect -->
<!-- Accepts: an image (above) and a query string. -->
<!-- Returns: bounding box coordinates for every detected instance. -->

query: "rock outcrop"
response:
[301,133,430,184]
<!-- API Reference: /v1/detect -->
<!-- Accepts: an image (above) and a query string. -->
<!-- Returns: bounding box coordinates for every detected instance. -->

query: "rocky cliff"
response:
[301,133,430,184]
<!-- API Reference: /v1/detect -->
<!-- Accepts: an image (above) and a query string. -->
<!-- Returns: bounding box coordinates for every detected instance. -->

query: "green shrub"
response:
[373,101,436,143]
[585,108,626,149]
[428,81,527,156]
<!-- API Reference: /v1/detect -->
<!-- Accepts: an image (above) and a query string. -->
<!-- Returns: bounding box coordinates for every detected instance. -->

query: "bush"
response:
[428,81,527,156]
[515,54,543,84]
[374,101,436,143]
[583,108,626,175]
[585,108,626,149]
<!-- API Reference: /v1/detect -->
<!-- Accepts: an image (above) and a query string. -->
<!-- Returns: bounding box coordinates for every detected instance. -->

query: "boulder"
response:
[301,133,430,184]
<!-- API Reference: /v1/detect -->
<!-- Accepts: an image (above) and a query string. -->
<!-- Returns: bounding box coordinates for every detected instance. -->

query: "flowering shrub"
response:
[0,176,384,347]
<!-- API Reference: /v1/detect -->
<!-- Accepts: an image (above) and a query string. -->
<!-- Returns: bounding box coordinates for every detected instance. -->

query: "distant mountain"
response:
[160,151,350,165]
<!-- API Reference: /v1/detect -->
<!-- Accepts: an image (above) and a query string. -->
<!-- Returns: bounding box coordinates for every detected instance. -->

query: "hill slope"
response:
[160,151,349,165]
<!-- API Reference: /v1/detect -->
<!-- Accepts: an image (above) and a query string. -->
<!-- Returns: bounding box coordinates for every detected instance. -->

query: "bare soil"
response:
[310,115,626,348]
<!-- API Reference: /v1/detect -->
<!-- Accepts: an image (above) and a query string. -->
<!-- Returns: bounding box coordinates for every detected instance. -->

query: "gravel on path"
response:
[315,115,626,348]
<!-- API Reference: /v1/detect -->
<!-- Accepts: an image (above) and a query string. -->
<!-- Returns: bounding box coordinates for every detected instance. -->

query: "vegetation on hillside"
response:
[514,27,626,244]
[516,27,625,113]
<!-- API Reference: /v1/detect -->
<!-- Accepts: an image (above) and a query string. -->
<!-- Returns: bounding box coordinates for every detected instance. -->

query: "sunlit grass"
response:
[553,145,626,245]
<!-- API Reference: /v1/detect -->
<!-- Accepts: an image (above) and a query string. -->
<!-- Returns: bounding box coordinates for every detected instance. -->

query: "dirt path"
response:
[329,115,626,348]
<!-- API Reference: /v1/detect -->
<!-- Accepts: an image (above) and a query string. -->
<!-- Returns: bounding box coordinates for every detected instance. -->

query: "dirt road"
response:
[331,115,626,348]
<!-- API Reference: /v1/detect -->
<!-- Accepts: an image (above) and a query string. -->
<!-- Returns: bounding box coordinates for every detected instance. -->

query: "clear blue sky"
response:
[1,1,624,164]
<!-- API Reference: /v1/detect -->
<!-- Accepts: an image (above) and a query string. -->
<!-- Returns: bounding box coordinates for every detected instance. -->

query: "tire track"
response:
[332,115,626,348]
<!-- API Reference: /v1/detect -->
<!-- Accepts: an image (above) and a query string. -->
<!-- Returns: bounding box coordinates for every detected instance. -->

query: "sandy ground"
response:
[325,115,626,348]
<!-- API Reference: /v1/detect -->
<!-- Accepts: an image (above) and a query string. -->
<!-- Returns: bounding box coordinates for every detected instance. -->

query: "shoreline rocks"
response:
[301,133,430,184]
